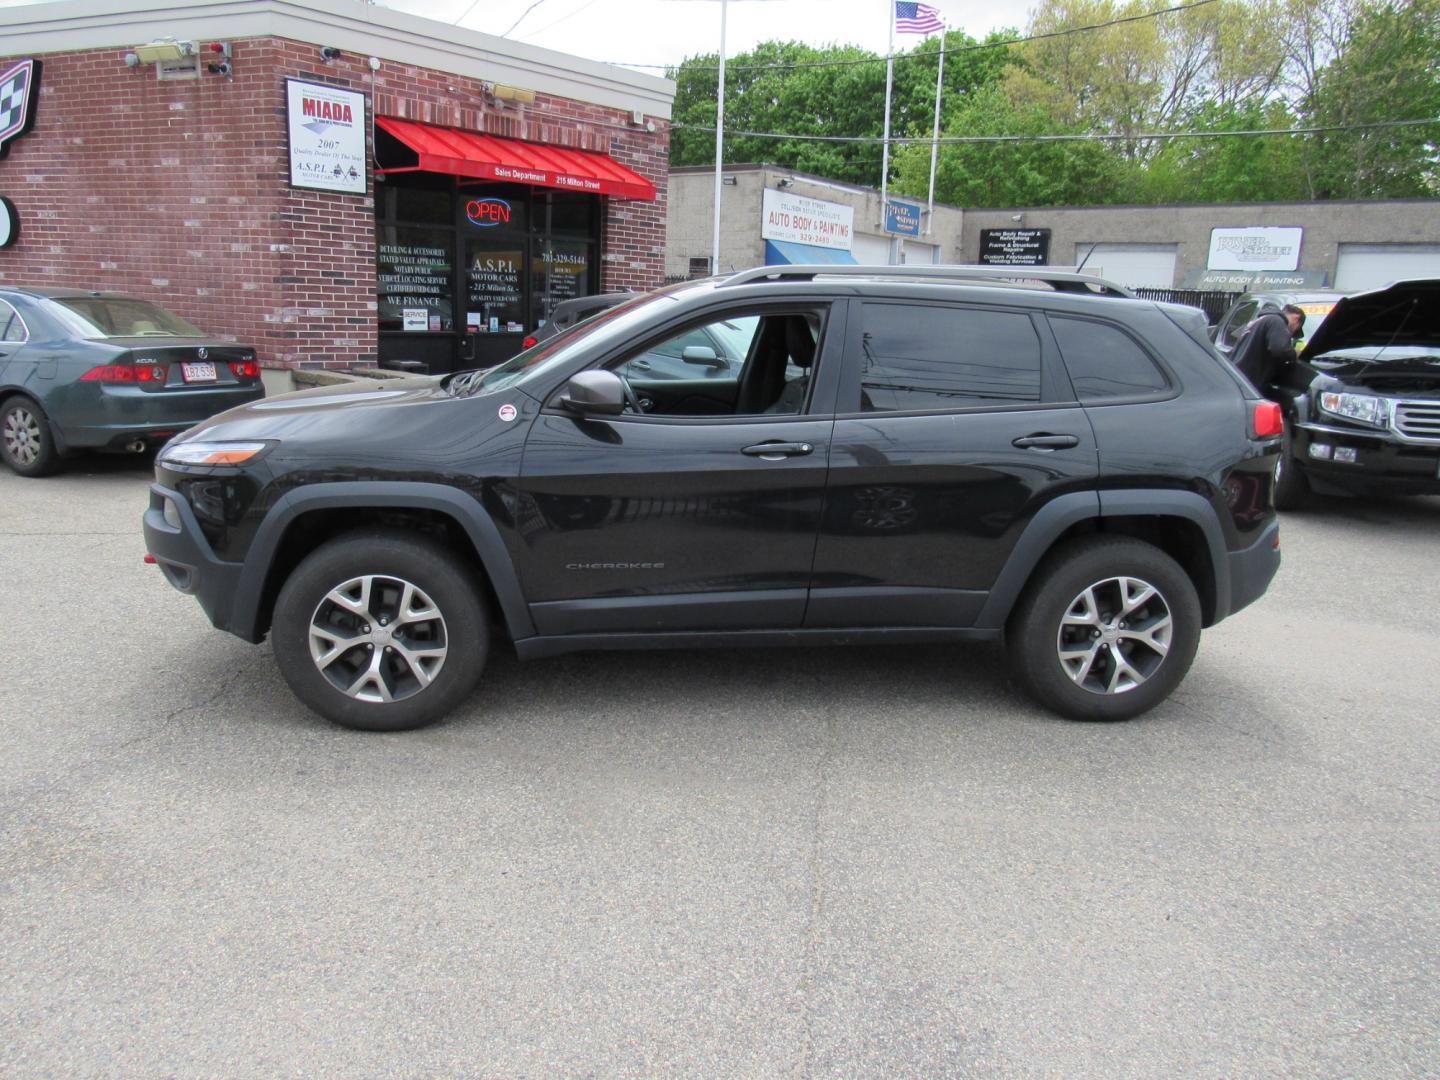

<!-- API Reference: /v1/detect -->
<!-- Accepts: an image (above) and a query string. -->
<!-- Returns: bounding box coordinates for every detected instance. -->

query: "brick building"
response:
[0,0,673,374]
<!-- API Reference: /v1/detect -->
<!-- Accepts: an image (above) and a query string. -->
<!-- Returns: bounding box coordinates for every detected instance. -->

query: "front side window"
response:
[608,309,823,417]
[859,303,1042,412]
[1219,300,1259,349]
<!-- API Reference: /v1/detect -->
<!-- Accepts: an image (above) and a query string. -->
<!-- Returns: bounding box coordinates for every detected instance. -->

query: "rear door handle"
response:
[1012,433,1081,451]
[742,441,814,459]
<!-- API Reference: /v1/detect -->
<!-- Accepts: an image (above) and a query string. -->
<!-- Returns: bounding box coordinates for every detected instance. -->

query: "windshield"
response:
[455,282,703,395]
[49,297,205,338]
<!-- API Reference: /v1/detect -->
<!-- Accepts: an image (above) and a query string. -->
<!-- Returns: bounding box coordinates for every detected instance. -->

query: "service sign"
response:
[762,189,854,251]
[1207,227,1303,272]
[286,79,367,194]
[884,199,922,237]
[979,228,1051,266]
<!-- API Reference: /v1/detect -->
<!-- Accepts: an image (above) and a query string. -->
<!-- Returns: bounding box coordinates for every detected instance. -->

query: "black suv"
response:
[143,266,1282,731]
[1244,280,1440,509]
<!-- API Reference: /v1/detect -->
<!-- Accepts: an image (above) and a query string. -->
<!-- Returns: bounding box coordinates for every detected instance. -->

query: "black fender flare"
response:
[974,489,1230,629]
[232,481,534,642]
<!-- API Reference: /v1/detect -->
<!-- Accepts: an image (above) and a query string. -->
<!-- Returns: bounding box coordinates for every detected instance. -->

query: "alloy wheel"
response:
[308,574,449,703]
[1056,575,1173,695]
[2,406,41,467]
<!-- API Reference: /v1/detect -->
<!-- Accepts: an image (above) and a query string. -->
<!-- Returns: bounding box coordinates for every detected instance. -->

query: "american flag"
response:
[895,1,944,35]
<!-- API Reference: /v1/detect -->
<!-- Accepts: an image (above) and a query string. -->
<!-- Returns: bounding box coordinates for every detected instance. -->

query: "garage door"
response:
[1334,244,1440,292]
[902,240,938,265]
[852,233,892,264]
[1074,243,1177,289]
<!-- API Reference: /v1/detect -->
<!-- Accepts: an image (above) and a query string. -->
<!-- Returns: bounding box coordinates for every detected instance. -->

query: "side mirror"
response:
[682,345,725,369]
[559,369,625,415]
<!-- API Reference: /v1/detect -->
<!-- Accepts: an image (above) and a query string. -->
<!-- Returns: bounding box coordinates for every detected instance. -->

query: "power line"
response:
[503,0,552,36]
[516,0,602,40]
[604,0,1219,74]
[673,117,1440,145]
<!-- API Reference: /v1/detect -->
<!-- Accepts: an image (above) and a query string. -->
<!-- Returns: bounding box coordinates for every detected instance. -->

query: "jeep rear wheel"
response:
[1006,536,1201,721]
[272,530,488,731]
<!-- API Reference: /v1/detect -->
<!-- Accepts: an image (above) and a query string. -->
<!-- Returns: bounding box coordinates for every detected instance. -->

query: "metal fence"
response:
[1131,288,1240,326]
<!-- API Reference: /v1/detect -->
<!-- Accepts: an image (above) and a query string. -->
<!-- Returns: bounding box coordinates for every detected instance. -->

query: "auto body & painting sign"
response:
[1207,227,1303,272]
[287,79,367,194]
[761,189,853,251]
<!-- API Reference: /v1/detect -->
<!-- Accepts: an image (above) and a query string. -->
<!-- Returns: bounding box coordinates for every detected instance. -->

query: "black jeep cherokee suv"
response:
[143,266,1282,731]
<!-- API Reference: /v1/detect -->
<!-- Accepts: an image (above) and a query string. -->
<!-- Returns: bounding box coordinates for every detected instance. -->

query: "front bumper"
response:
[1291,422,1440,496]
[142,483,254,641]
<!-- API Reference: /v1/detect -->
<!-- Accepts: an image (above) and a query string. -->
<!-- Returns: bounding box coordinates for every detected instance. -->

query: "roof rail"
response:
[717,264,1134,297]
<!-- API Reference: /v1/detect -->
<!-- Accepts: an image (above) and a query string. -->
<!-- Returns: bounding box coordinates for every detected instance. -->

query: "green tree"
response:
[892,85,1124,205]
[1302,0,1440,197]
[668,31,1013,186]
[1138,99,1310,201]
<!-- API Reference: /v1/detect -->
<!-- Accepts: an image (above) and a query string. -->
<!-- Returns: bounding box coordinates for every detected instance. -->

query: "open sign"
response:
[466,198,511,227]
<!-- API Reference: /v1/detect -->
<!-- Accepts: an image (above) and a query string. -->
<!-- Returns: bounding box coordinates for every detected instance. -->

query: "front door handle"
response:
[742,440,814,459]
[1012,433,1080,451]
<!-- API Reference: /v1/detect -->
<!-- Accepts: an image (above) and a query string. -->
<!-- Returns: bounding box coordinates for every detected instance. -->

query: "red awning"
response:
[375,117,656,201]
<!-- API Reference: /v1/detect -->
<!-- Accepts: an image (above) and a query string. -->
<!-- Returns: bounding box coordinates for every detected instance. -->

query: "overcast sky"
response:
[0,0,1036,73]
[387,0,1035,70]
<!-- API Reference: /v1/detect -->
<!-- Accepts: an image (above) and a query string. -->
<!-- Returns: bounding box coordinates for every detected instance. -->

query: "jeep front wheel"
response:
[271,530,488,731]
[1006,536,1201,721]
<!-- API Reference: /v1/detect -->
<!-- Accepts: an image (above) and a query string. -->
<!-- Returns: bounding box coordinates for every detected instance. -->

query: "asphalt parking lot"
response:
[1,455,1437,1078]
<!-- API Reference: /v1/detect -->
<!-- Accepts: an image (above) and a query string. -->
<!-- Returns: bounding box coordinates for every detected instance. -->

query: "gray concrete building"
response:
[668,163,964,276]
[960,200,1440,293]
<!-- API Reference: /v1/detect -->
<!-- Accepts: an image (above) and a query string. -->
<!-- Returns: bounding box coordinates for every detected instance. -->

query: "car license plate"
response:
[181,361,217,383]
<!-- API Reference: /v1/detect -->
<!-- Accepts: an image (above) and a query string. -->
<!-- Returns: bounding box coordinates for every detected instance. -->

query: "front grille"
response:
[1392,401,1440,442]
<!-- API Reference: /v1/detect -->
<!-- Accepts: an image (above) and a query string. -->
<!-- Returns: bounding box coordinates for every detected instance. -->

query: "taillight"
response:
[522,335,537,349]
[79,363,167,383]
[1253,401,1283,438]
[229,360,260,378]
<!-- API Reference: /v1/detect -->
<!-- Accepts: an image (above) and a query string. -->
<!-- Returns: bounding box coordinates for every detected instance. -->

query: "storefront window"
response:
[375,174,602,372]
[465,241,526,333]
[377,225,454,332]
[532,240,592,327]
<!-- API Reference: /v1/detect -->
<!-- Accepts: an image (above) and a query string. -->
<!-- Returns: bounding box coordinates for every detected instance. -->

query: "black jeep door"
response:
[807,298,1099,628]
[512,301,842,636]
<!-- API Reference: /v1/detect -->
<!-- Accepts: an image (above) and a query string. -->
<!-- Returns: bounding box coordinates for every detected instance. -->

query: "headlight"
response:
[159,441,270,466]
[1317,392,1388,428]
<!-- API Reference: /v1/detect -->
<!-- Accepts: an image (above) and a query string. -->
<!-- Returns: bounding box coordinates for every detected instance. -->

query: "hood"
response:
[1300,279,1440,362]
[179,376,456,446]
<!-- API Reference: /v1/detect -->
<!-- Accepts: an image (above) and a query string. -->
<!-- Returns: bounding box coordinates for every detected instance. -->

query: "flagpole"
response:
[880,0,895,264]
[711,0,728,274]
[926,29,943,238]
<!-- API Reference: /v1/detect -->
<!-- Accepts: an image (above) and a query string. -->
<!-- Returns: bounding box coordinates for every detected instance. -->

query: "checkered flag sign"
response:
[0,59,40,158]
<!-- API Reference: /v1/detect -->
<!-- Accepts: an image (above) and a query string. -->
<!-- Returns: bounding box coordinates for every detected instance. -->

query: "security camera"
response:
[320,46,342,62]
[368,56,381,71]
[208,60,232,77]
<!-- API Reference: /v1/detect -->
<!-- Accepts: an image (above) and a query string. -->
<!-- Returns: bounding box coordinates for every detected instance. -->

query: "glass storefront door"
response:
[377,176,600,375]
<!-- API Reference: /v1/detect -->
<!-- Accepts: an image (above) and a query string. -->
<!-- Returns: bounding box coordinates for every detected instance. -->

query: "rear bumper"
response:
[1292,422,1440,496]
[56,385,264,450]
[1225,520,1281,619]
[142,483,255,641]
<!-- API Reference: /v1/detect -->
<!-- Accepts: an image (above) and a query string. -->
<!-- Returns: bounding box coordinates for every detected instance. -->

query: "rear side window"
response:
[860,303,1042,412]
[0,300,25,343]
[1050,317,1169,401]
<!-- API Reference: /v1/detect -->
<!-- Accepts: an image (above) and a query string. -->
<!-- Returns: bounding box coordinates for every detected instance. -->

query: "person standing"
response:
[1231,304,1305,391]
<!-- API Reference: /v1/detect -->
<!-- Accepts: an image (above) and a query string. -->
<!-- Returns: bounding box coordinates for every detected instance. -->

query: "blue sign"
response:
[884,199,921,237]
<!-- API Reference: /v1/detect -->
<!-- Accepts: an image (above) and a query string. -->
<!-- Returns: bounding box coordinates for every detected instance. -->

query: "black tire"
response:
[1006,536,1201,722]
[271,529,489,731]
[1,396,59,477]
[1272,427,1310,512]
